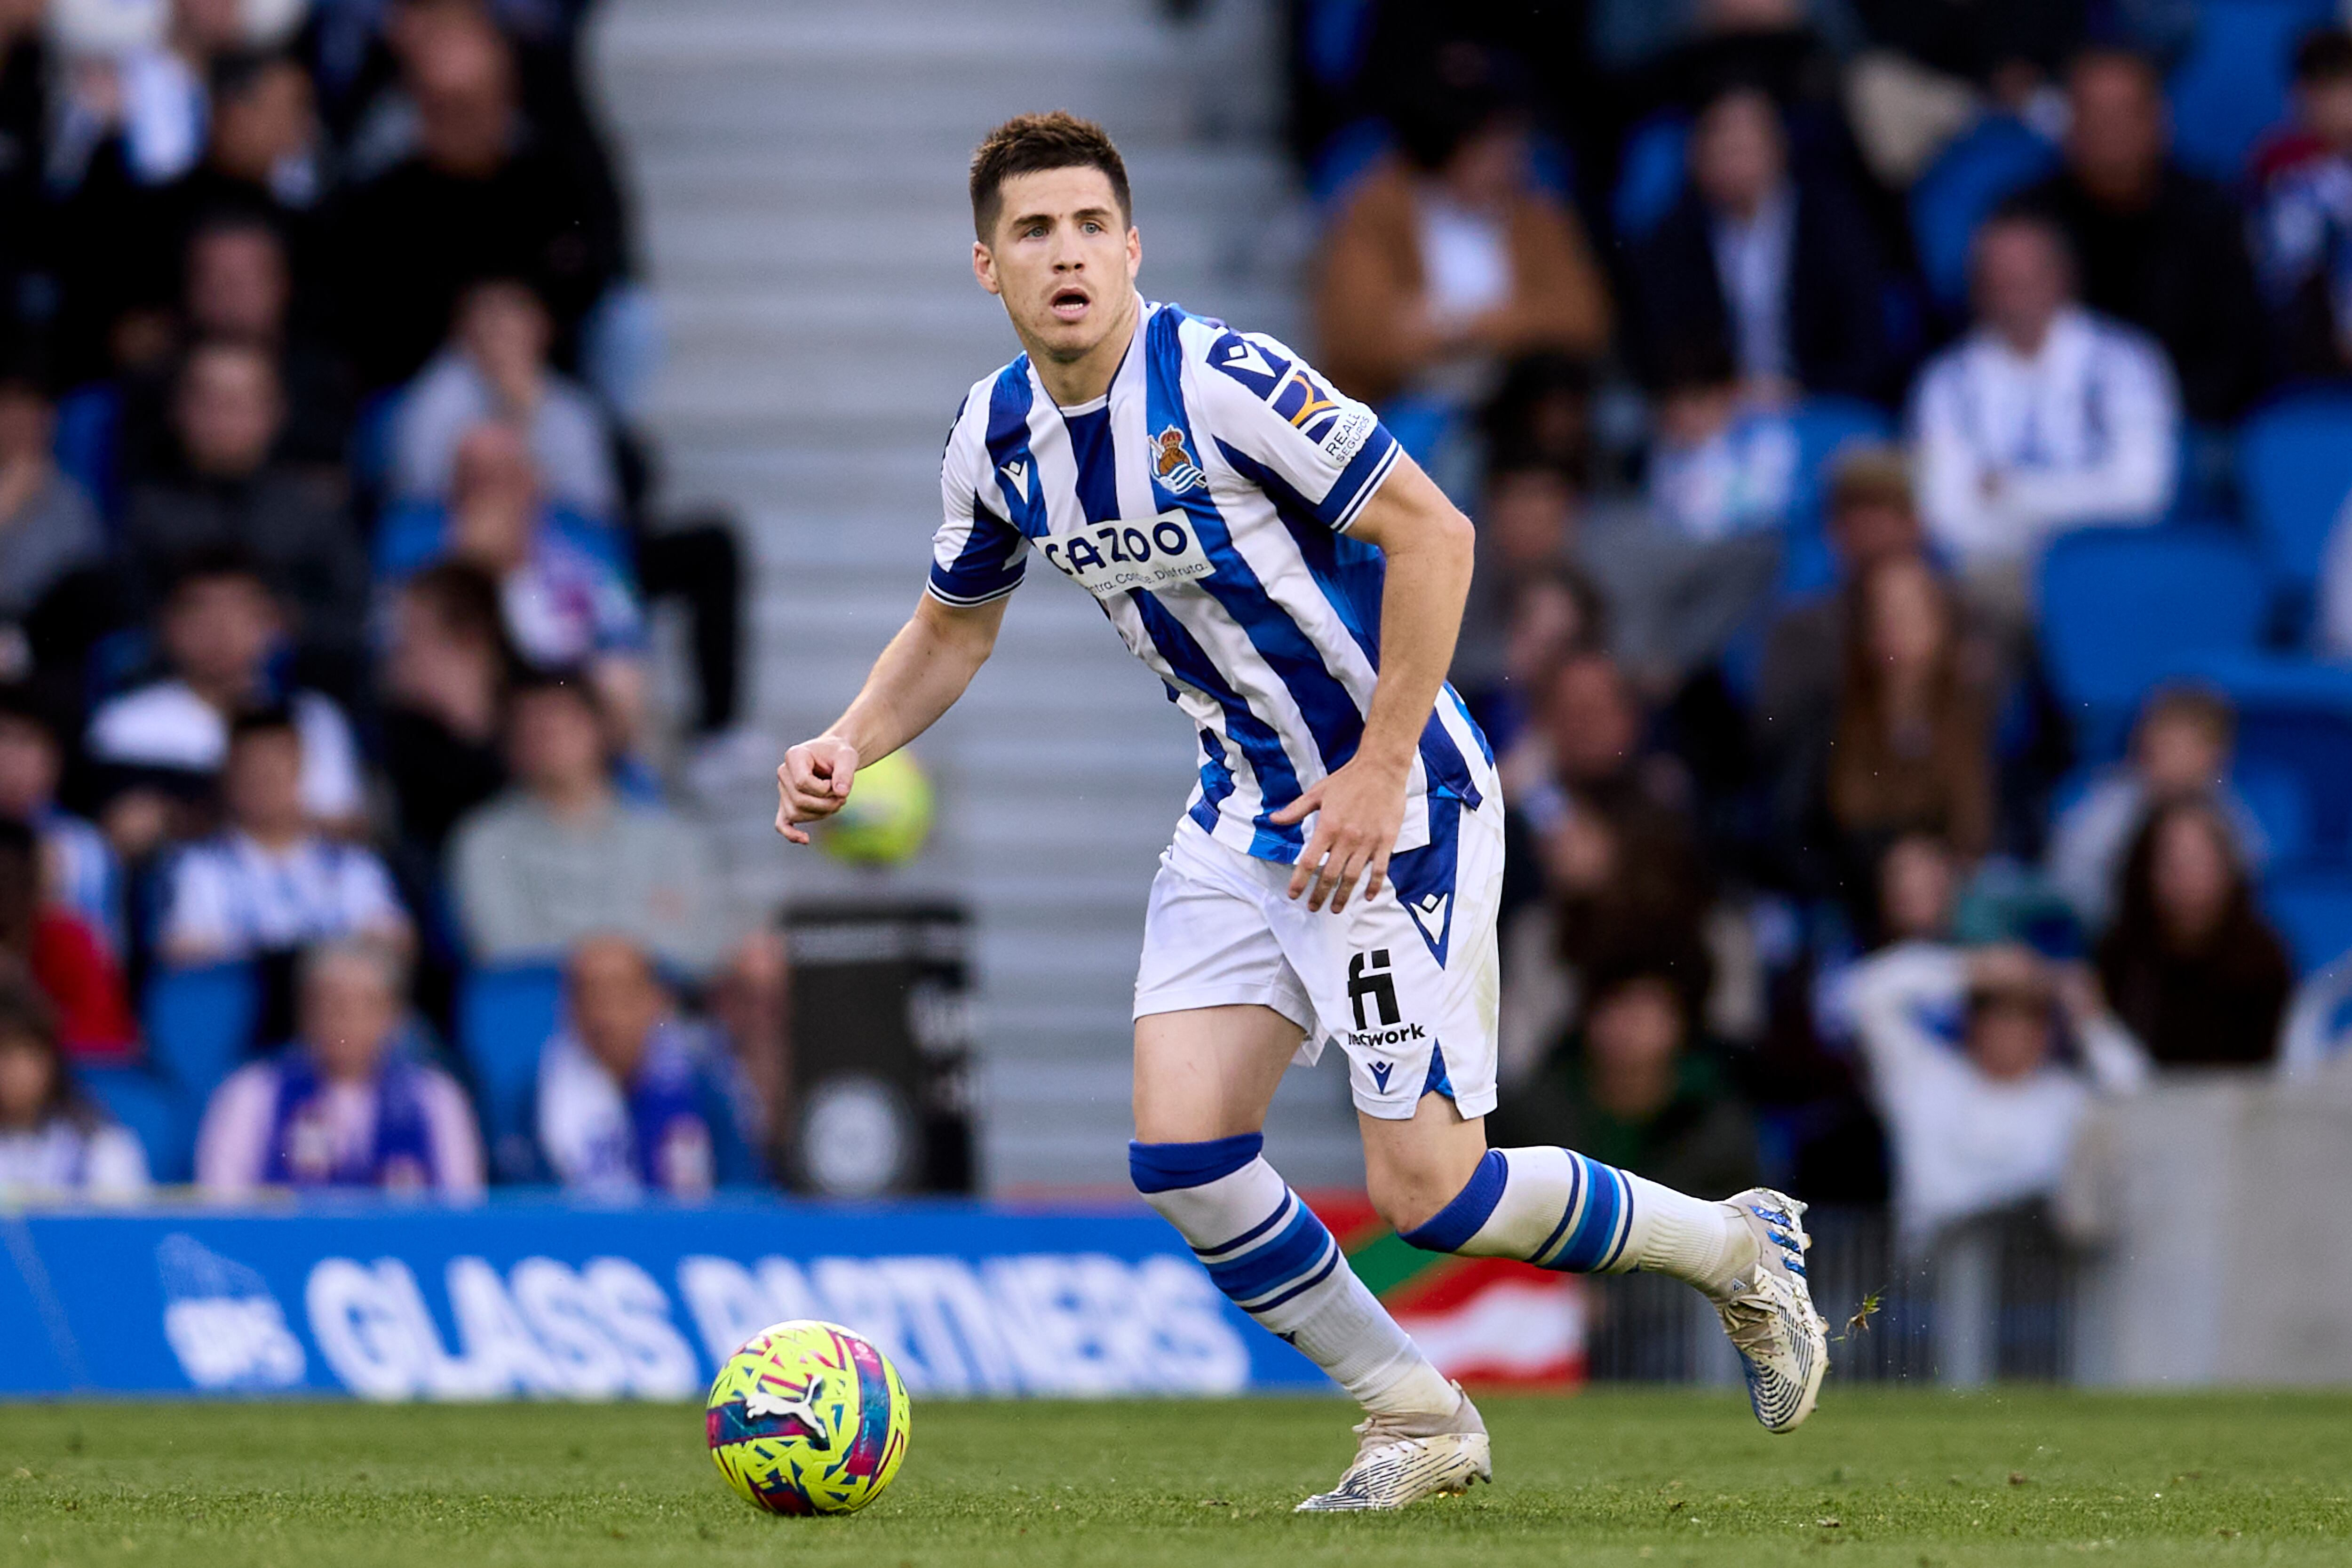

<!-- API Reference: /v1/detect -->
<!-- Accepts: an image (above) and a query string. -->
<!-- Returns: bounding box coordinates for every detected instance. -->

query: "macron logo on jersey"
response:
[1208,332,1290,399]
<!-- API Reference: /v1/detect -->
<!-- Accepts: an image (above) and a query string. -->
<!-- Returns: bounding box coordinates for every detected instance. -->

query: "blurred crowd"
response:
[0,0,782,1205]
[1297,0,2352,1253]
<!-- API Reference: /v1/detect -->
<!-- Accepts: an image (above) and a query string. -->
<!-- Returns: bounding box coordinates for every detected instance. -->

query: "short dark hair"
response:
[2294,27,2352,86]
[228,703,301,748]
[969,112,1131,241]
[163,542,272,603]
[509,665,601,716]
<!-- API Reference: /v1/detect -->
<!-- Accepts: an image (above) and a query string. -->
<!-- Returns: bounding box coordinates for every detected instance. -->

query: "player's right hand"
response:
[776,736,859,844]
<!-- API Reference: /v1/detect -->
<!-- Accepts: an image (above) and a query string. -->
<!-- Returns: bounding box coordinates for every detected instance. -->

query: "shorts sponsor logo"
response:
[1348,1023,1427,1052]
[1347,949,1400,1030]
[1041,510,1215,600]
[1367,1061,1393,1092]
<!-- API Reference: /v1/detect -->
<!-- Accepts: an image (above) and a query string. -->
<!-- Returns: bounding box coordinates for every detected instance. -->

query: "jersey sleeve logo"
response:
[1153,426,1208,493]
[1207,331,1291,398]
[1270,365,1351,445]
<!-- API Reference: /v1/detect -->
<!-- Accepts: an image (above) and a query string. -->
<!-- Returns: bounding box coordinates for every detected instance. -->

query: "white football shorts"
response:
[1132,793,1503,1121]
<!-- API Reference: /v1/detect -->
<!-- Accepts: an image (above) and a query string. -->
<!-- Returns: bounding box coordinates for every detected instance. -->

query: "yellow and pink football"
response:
[705,1320,911,1516]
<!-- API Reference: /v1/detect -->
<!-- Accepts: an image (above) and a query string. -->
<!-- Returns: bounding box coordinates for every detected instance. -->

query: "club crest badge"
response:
[1154,426,1208,494]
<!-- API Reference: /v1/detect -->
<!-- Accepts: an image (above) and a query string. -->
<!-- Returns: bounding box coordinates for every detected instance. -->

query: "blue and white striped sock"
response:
[1399,1147,1746,1290]
[1131,1134,1457,1415]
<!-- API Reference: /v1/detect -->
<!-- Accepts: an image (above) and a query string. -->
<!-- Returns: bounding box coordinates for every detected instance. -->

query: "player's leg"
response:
[1359,1094,1754,1289]
[1363,1098,1825,1431]
[1304,797,1825,1430]
[1130,1003,1454,1419]
[1127,830,1484,1511]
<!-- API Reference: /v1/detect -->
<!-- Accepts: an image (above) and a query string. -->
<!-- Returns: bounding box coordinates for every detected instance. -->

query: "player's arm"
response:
[1271,454,1475,912]
[774,593,1007,844]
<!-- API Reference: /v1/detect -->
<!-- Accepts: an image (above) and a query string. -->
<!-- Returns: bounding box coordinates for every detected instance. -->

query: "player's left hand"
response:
[1271,757,1408,914]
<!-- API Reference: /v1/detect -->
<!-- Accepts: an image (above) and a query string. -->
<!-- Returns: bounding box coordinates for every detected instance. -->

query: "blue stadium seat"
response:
[2038,529,2269,735]
[143,963,260,1103]
[2236,758,2317,868]
[75,1065,195,1184]
[2167,0,2335,182]
[2240,391,2352,611]
[1908,117,2060,313]
[51,383,122,524]
[459,963,565,1182]
[2166,651,2352,852]
[2265,868,2352,977]
[1611,112,1688,243]
[1784,397,1896,532]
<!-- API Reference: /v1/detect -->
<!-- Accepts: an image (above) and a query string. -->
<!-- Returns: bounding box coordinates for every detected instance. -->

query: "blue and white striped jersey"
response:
[928,298,1494,865]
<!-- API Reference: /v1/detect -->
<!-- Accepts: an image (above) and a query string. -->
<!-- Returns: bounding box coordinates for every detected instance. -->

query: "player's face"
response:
[974,167,1140,362]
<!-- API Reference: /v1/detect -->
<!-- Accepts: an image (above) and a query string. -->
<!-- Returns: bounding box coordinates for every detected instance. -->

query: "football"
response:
[705,1320,911,1515]
[818,747,936,867]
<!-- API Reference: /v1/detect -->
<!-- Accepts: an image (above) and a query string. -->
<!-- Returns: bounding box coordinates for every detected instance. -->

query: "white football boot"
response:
[1295,1383,1491,1512]
[1711,1188,1828,1433]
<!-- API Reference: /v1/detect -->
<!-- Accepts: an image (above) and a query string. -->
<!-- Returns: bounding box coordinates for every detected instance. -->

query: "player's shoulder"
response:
[942,355,1037,470]
[1162,306,1314,402]
[1168,307,1378,469]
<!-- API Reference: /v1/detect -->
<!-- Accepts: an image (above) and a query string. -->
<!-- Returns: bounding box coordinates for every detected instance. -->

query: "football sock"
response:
[1398,1147,1752,1294]
[1130,1134,1458,1417]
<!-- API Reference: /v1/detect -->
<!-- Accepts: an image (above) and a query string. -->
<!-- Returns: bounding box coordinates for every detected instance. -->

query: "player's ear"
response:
[972,240,1001,296]
[1125,225,1141,279]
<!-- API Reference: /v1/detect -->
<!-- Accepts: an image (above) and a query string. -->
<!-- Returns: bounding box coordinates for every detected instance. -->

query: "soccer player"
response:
[777,112,1827,1508]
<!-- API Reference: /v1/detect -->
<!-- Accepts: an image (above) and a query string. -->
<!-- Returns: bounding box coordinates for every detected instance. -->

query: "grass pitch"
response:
[3,1390,2349,1566]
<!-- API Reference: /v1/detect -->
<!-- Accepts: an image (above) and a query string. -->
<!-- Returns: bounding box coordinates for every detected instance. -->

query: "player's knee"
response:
[1367,1164,1456,1239]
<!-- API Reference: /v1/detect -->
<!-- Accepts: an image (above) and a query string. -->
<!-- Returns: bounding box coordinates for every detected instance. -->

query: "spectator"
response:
[1756,446,1923,765]
[86,548,366,846]
[1820,556,1997,891]
[2046,686,2268,930]
[0,820,135,1061]
[0,373,106,669]
[449,672,727,977]
[195,939,484,1196]
[1847,940,2148,1248]
[1625,84,1892,404]
[330,8,624,388]
[379,562,511,860]
[2095,796,2293,1068]
[0,686,121,949]
[415,422,644,732]
[1497,653,1716,1077]
[1489,959,1759,1201]
[170,215,356,470]
[64,52,328,367]
[2251,29,2352,380]
[0,979,149,1202]
[1581,339,1789,690]
[1313,50,1610,405]
[1910,210,2177,630]
[1874,830,1961,949]
[156,708,412,967]
[391,278,618,519]
[1453,458,1607,737]
[536,934,757,1199]
[122,341,369,657]
[2014,48,2268,423]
